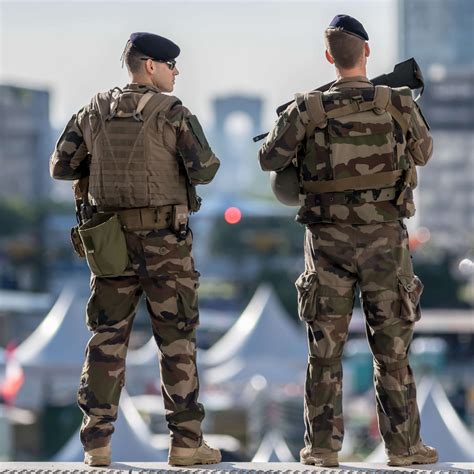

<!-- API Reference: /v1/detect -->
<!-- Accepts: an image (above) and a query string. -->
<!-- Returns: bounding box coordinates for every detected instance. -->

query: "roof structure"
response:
[365,377,474,462]
[201,284,307,386]
[54,390,167,462]
[12,287,91,408]
[251,431,295,462]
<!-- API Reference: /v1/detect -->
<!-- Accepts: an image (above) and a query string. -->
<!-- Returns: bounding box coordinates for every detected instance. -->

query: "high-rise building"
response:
[398,0,474,249]
[0,85,52,201]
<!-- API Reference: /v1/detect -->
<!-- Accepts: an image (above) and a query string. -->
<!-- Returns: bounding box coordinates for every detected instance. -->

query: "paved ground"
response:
[0,463,472,473]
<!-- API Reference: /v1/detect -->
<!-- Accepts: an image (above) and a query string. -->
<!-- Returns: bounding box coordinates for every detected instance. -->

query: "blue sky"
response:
[0,0,397,129]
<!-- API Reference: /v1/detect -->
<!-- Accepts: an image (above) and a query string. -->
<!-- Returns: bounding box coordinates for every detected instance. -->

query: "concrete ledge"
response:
[0,463,472,473]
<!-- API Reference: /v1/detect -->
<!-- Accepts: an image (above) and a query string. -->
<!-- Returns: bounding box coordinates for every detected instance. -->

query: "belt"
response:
[304,186,399,206]
[97,206,173,231]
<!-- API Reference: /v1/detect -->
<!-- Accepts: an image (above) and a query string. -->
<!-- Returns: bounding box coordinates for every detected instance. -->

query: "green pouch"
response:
[78,213,129,277]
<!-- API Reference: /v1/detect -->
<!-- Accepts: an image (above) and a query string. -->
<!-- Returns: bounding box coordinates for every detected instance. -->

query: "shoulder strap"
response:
[135,91,155,116]
[142,93,181,122]
[373,85,391,111]
[386,87,412,134]
[295,90,326,136]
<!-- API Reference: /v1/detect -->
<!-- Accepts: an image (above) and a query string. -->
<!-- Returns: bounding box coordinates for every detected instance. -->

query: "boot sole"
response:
[388,453,439,467]
[84,456,111,467]
[168,456,222,466]
[300,456,339,467]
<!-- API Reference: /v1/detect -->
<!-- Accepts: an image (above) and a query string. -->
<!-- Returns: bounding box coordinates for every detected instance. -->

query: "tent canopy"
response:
[365,377,474,462]
[54,390,167,462]
[202,284,307,386]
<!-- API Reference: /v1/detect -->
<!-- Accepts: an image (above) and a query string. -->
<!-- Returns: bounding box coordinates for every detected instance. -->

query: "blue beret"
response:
[129,32,180,61]
[328,14,369,41]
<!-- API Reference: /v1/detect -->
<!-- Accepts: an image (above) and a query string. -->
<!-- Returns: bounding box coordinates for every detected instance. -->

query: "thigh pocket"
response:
[295,271,318,322]
[176,271,200,330]
[398,273,423,322]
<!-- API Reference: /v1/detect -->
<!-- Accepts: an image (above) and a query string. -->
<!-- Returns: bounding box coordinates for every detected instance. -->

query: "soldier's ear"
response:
[325,49,335,65]
[365,43,370,58]
[144,58,155,75]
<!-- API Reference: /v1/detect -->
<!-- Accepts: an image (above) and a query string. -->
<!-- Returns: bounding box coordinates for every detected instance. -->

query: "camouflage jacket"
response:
[50,83,220,187]
[258,76,433,225]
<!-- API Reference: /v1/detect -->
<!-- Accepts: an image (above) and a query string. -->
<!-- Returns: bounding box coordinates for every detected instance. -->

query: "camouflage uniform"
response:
[51,83,219,451]
[259,77,433,456]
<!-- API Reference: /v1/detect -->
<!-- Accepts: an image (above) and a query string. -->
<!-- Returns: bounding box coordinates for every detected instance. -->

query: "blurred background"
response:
[0,0,473,464]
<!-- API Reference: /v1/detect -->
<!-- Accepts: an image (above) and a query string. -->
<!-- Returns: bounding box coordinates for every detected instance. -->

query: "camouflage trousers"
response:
[77,228,204,450]
[296,220,424,456]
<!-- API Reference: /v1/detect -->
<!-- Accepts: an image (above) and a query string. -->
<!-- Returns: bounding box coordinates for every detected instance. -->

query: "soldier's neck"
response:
[130,75,155,86]
[335,65,367,80]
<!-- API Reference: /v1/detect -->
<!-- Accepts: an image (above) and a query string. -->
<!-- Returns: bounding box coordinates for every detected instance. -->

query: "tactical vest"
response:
[295,85,417,225]
[84,88,189,209]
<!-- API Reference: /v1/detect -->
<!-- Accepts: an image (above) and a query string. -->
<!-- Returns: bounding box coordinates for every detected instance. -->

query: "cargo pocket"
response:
[295,271,318,322]
[176,271,200,330]
[398,273,423,322]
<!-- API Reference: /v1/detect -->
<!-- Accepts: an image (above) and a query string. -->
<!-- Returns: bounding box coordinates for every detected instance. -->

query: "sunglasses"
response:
[140,58,176,70]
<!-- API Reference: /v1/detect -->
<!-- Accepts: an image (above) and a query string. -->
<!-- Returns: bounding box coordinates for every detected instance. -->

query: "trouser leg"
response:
[366,320,421,455]
[143,272,204,448]
[301,226,357,453]
[78,275,141,450]
[359,221,422,455]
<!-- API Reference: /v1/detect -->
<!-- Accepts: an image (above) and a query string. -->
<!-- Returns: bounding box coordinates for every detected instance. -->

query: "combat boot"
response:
[300,447,339,467]
[84,445,111,467]
[387,441,438,466]
[168,439,221,466]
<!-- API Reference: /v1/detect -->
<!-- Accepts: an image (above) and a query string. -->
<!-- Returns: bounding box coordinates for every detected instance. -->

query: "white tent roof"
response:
[11,286,92,408]
[125,337,161,396]
[15,286,90,370]
[128,337,159,367]
[202,284,307,386]
[252,431,295,462]
[54,390,167,462]
[365,377,474,462]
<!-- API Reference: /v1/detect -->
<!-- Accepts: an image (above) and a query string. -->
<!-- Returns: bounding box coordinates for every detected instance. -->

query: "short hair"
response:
[122,42,144,74]
[324,28,365,69]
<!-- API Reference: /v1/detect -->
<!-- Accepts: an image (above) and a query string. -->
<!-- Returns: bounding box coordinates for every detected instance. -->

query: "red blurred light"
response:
[224,207,242,224]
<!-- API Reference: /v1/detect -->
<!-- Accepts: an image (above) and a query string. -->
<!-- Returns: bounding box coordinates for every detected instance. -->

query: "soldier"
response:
[50,32,221,467]
[258,15,438,467]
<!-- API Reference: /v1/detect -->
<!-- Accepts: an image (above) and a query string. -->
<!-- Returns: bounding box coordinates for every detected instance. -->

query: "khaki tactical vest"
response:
[84,88,189,209]
[295,85,417,225]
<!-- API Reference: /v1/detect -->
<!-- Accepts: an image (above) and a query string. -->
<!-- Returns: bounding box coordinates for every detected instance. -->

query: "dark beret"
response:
[328,14,369,41]
[129,32,180,61]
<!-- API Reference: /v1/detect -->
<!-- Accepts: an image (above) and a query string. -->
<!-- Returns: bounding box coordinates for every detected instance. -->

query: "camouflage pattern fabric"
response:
[258,77,433,225]
[296,221,423,455]
[51,83,220,186]
[78,229,204,450]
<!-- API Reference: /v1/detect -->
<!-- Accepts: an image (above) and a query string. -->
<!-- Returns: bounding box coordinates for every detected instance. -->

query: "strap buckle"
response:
[352,95,364,111]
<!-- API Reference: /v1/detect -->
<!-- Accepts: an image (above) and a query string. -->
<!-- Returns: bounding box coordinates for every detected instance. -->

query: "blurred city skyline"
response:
[1,0,397,130]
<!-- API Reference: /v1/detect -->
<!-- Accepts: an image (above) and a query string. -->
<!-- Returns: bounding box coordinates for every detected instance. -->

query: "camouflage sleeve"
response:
[406,102,433,167]
[50,107,90,180]
[168,103,220,185]
[258,101,306,172]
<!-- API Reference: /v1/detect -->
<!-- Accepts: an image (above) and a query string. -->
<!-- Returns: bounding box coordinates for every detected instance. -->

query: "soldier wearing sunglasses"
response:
[50,32,221,467]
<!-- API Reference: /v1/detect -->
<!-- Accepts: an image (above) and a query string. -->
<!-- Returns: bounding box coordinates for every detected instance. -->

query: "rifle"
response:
[253,58,424,142]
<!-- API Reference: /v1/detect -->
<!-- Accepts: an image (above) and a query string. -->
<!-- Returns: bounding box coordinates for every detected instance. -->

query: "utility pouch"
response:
[78,213,129,277]
[398,273,423,322]
[172,205,189,240]
[70,225,86,258]
[295,270,319,322]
